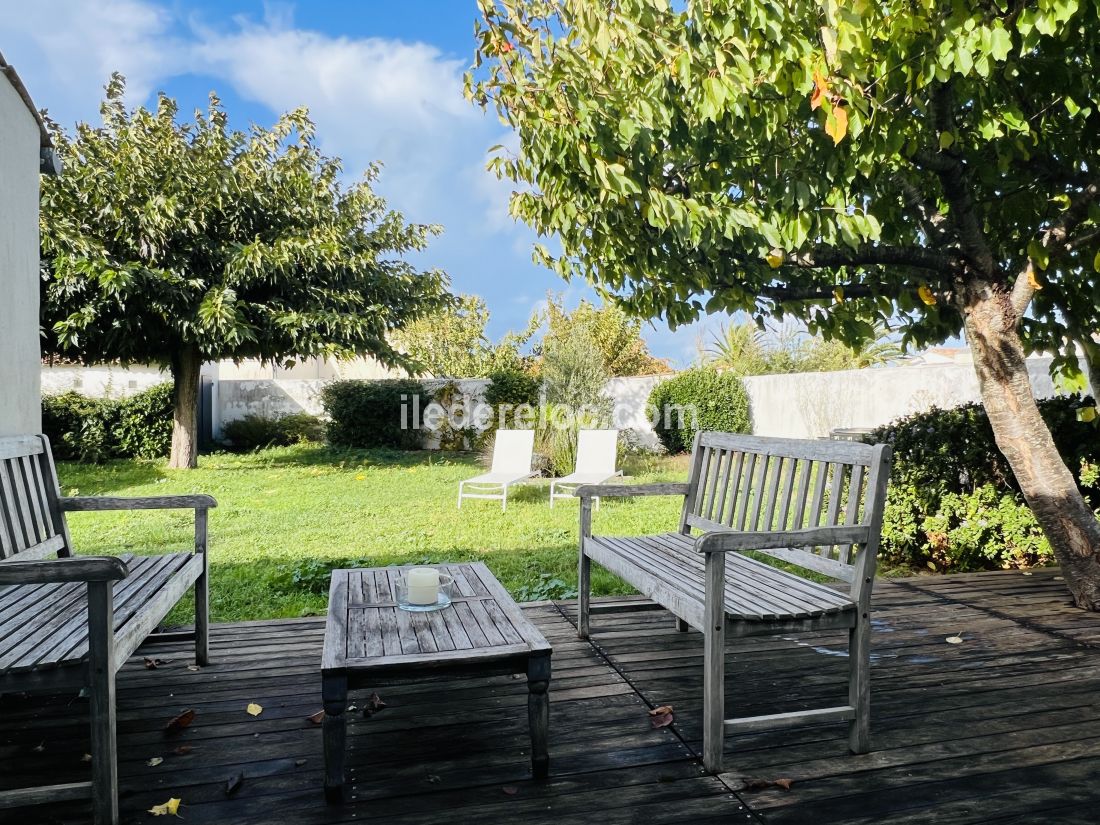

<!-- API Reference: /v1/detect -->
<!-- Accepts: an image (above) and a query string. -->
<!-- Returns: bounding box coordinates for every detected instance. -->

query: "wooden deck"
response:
[3,569,1100,824]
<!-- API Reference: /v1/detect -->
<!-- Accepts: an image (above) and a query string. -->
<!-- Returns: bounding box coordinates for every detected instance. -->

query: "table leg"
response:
[322,671,349,804]
[527,652,551,780]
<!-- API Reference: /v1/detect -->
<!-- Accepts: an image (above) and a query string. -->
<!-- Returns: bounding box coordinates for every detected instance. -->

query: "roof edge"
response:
[0,49,53,150]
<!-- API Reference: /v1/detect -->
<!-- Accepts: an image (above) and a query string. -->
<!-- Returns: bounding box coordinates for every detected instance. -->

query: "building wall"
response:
[0,75,42,436]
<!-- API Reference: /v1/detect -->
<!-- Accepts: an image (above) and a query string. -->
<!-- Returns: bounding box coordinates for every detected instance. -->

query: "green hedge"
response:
[221,413,325,451]
[320,379,427,449]
[871,396,1099,571]
[648,367,751,453]
[42,383,174,462]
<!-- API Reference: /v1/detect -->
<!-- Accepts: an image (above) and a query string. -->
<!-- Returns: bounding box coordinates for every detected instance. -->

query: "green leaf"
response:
[989,25,1013,61]
[939,131,955,150]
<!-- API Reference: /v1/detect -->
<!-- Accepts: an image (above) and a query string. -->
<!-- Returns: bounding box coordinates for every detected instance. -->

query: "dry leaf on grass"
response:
[165,709,195,735]
[246,703,263,717]
[307,710,325,725]
[147,757,164,767]
[741,777,794,791]
[147,797,181,816]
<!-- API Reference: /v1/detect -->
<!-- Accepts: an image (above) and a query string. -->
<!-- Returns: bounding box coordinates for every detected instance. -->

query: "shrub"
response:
[872,395,1099,571]
[221,413,325,450]
[42,383,174,462]
[321,379,426,449]
[115,383,174,459]
[648,367,751,454]
[484,367,540,410]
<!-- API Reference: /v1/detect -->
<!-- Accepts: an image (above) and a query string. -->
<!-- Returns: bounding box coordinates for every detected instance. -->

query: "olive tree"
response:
[41,76,449,467]
[469,0,1100,607]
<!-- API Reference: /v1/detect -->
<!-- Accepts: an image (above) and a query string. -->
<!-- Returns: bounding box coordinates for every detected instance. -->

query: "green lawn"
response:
[57,445,690,623]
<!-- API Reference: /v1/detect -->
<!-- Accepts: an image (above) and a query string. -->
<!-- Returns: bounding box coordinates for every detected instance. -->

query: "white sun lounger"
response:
[457,429,538,512]
[550,429,622,509]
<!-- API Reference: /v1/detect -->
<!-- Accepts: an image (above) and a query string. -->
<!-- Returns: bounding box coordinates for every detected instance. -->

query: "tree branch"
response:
[786,244,959,274]
[893,174,951,247]
[1012,178,1100,315]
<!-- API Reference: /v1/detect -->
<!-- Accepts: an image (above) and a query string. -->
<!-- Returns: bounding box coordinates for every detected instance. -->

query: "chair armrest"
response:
[61,494,217,512]
[695,525,871,553]
[0,556,129,584]
[575,482,691,499]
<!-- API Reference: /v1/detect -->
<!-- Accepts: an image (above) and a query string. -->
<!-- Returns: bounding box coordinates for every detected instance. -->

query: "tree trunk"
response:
[962,282,1100,610]
[169,346,202,470]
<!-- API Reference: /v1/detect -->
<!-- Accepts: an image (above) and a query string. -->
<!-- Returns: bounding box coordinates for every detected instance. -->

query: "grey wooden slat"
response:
[4,459,34,551]
[825,462,849,527]
[0,461,20,558]
[345,571,370,660]
[0,534,65,562]
[712,449,734,525]
[112,554,204,665]
[791,456,814,529]
[377,606,403,658]
[703,447,724,521]
[22,455,50,543]
[38,444,74,558]
[438,599,474,650]
[808,460,830,530]
[322,571,350,672]
[699,431,875,464]
[425,606,457,652]
[762,455,784,530]
[450,600,489,647]
[733,452,757,530]
[60,494,217,511]
[775,457,800,530]
[746,454,770,532]
[343,643,533,670]
[695,445,714,519]
[408,609,439,653]
[721,451,744,526]
[388,570,423,655]
[841,463,867,564]
[723,705,855,733]
[678,431,706,532]
[756,547,857,581]
[0,581,88,663]
[464,596,508,647]
[469,562,551,651]
[0,436,44,460]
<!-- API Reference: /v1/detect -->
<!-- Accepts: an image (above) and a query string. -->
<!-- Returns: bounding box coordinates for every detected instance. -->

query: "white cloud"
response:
[0,0,184,119]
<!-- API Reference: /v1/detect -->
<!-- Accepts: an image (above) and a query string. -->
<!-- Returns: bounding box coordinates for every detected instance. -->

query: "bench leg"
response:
[88,581,120,825]
[194,507,210,666]
[702,553,725,773]
[675,617,690,633]
[322,672,349,804]
[527,652,551,779]
[848,614,871,754]
[577,553,591,639]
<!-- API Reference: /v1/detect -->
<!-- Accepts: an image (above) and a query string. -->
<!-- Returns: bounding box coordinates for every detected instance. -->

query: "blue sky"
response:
[0,0,724,366]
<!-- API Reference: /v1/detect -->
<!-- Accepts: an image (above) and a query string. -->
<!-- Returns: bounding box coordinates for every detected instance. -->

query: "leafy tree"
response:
[542,294,672,376]
[471,1,1100,608]
[392,294,531,377]
[40,76,449,467]
[703,320,901,374]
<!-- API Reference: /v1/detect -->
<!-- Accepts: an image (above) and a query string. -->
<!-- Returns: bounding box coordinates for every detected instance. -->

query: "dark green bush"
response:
[484,367,540,409]
[648,367,751,454]
[872,395,1099,571]
[42,383,174,462]
[221,412,325,450]
[320,379,427,449]
[115,383,174,459]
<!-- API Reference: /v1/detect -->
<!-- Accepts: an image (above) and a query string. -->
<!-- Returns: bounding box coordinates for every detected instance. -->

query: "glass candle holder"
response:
[395,571,454,612]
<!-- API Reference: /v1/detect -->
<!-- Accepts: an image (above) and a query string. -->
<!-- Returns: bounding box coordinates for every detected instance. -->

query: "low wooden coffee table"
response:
[320,562,553,802]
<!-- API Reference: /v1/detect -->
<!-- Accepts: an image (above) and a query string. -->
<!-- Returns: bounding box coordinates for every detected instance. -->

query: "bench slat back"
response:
[0,436,71,562]
[681,433,889,582]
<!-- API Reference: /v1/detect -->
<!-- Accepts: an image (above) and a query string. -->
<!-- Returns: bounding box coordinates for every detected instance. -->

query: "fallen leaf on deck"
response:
[363,692,387,718]
[165,709,195,734]
[81,753,92,763]
[32,742,45,753]
[650,711,675,729]
[147,757,164,767]
[426,774,441,784]
[186,665,201,672]
[144,657,170,670]
[648,705,674,716]
[741,777,794,791]
[147,797,181,816]
[295,758,308,767]
[246,703,263,717]
[945,635,964,645]
[1021,571,1033,576]
[502,785,518,796]
[172,745,193,756]
[307,710,325,725]
[225,772,244,796]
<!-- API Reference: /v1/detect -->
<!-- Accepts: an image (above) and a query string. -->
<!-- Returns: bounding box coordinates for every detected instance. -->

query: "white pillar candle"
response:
[406,567,440,605]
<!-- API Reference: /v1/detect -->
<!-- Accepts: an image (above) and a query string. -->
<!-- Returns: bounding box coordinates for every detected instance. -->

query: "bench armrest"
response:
[695,525,871,553]
[60,494,217,512]
[575,482,690,499]
[0,555,129,585]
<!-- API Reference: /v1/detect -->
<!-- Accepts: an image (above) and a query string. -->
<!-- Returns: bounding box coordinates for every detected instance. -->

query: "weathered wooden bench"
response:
[0,435,215,824]
[576,432,891,773]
